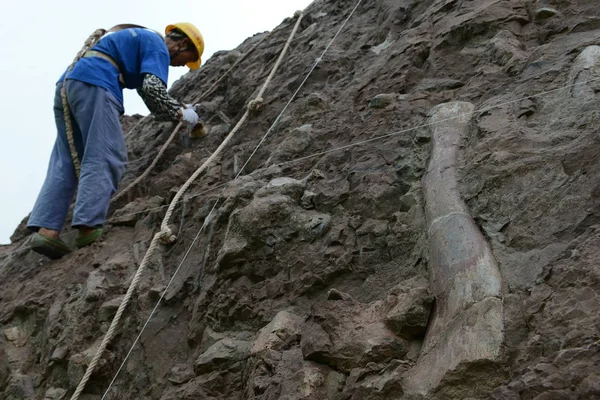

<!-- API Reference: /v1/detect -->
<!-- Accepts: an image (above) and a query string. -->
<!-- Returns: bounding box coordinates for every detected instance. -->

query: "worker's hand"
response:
[180,107,199,126]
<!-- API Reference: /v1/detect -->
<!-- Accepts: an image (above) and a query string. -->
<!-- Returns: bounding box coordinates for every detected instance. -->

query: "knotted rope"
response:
[70,13,304,400]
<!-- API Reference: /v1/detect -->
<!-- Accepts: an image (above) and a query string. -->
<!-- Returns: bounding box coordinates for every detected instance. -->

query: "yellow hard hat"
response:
[165,22,204,69]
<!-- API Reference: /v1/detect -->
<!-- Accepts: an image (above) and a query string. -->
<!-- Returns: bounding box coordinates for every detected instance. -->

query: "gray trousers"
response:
[28,80,126,231]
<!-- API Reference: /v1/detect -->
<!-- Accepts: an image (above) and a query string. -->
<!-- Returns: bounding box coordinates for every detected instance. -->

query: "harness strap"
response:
[107,23,164,38]
[83,50,125,86]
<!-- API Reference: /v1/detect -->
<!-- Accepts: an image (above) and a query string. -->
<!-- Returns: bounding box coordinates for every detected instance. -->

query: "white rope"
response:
[100,3,367,397]
[157,13,305,244]
[123,115,148,141]
[235,0,365,180]
[101,199,220,399]
[102,0,369,224]
[69,229,168,400]
[69,12,305,400]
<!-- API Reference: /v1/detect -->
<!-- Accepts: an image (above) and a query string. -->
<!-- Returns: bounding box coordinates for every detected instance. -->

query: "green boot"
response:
[75,228,103,248]
[30,233,72,259]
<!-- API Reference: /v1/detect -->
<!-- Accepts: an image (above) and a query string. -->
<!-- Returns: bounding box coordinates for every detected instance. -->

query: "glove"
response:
[180,107,199,126]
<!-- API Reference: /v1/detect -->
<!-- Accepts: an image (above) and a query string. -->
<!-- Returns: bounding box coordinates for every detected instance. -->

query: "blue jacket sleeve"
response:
[139,33,170,85]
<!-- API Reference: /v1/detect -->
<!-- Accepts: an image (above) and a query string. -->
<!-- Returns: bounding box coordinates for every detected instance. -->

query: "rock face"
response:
[1,0,600,399]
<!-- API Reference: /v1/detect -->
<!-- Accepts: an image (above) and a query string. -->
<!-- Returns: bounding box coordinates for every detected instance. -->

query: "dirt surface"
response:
[1,0,599,398]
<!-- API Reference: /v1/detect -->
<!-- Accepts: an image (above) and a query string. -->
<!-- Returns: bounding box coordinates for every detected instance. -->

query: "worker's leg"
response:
[27,82,78,233]
[66,80,126,229]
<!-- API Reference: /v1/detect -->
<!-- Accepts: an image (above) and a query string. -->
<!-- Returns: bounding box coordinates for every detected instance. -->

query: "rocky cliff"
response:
[1,0,599,399]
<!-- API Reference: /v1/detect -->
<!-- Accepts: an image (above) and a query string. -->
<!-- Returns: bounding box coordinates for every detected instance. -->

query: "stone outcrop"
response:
[1,0,600,398]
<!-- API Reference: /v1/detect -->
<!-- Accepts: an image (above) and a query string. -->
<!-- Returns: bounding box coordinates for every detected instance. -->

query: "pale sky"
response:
[0,0,313,243]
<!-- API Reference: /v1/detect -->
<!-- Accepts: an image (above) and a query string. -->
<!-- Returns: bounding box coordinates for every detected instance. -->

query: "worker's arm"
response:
[136,73,183,122]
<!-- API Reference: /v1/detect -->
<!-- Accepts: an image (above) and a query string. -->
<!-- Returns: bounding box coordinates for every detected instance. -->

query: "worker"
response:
[27,23,204,259]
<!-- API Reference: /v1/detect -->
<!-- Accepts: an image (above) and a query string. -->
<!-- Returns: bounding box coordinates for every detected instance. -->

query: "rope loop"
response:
[248,98,264,114]
[158,227,177,244]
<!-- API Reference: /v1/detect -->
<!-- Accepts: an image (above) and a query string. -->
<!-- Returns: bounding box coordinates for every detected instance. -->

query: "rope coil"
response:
[61,29,107,179]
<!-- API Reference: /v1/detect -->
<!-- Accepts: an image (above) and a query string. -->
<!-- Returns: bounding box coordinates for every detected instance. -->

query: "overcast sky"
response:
[0,0,313,244]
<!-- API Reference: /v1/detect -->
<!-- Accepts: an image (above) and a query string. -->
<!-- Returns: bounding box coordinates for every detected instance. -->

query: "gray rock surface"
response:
[1,0,600,398]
